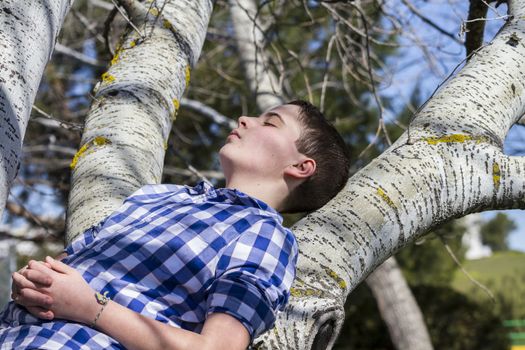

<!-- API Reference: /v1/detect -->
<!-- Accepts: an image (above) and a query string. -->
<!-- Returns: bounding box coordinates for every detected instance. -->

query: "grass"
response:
[452,250,525,320]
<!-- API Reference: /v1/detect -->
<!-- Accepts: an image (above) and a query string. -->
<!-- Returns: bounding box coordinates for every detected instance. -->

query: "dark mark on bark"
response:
[511,83,516,96]
[2,7,21,21]
[506,33,519,47]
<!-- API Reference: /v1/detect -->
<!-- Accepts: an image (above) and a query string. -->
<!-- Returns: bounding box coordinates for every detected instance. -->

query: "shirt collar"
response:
[191,181,283,222]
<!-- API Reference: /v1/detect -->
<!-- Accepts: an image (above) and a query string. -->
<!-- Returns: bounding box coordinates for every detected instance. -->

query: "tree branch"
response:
[180,98,236,128]
[262,2,525,348]
[401,0,463,45]
[54,43,105,68]
[66,0,213,241]
[465,0,489,58]
[89,0,114,11]
[228,0,284,110]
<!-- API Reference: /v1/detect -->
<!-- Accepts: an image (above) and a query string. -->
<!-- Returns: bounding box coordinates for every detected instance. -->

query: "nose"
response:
[238,115,250,128]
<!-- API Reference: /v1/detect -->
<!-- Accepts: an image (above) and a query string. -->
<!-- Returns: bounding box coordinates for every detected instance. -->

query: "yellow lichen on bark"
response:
[493,162,501,191]
[163,19,173,30]
[326,268,347,290]
[101,72,116,84]
[376,187,396,209]
[423,134,487,145]
[289,287,323,298]
[172,98,180,120]
[70,136,112,170]
[185,65,191,88]
[110,48,122,66]
[289,278,324,298]
[149,8,159,16]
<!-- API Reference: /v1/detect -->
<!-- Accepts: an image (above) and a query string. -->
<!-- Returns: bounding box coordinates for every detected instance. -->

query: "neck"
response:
[225,176,288,211]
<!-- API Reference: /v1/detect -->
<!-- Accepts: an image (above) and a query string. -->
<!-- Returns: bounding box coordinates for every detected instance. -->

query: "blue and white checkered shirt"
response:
[0,182,298,349]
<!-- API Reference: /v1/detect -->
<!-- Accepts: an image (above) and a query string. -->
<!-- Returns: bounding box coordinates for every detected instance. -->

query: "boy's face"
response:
[219,104,305,182]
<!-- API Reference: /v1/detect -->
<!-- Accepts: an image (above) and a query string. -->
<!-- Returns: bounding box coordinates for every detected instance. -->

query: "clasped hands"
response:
[11,256,98,325]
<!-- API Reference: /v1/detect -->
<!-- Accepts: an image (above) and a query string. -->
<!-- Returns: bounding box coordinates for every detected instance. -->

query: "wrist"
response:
[77,290,103,325]
[89,291,110,328]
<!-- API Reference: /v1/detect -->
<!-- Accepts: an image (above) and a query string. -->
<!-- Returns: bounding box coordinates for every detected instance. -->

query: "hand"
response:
[12,261,55,320]
[11,252,67,302]
[14,257,98,324]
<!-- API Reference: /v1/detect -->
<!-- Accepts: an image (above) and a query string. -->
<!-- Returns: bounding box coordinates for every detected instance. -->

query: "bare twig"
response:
[180,98,237,129]
[31,105,83,132]
[89,0,114,11]
[112,0,146,39]
[401,0,463,45]
[320,35,336,113]
[163,166,224,180]
[350,3,391,146]
[54,43,104,68]
[103,6,119,57]
[442,242,496,302]
[71,9,105,44]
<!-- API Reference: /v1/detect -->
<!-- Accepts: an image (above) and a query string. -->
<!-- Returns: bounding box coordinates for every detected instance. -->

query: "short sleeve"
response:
[206,219,298,340]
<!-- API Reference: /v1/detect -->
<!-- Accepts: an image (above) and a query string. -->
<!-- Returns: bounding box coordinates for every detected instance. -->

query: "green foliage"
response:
[395,219,466,286]
[452,251,525,320]
[480,213,516,251]
[334,283,509,350]
[334,282,394,350]
[412,285,509,350]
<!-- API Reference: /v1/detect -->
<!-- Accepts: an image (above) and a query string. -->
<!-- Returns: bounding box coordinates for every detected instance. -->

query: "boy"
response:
[2,100,350,349]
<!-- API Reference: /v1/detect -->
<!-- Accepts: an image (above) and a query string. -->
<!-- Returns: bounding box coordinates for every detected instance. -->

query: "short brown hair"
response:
[282,100,350,213]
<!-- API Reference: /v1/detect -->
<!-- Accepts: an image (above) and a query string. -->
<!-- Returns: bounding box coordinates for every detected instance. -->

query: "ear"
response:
[284,158,316,180]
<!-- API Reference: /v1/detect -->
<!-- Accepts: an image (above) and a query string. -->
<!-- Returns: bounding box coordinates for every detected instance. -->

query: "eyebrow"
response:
[263,112,286,125]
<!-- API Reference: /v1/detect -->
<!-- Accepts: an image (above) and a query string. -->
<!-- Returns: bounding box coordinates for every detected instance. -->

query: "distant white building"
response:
[461,213,492,260]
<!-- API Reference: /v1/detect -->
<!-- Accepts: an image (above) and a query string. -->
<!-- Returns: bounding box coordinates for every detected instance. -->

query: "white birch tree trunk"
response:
[0,0,74,221]
[228,0,284,107]
[367,257,432,350]
[229,1,432,348]
[256,1,525,348]
[65,0,213,242]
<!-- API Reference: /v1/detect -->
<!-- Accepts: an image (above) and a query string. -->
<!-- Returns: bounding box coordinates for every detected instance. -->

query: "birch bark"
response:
[367,257,433,350]
[228,1,431,348]
[65,0,213,242]
[255,1,525,348]
[0,0,74,221]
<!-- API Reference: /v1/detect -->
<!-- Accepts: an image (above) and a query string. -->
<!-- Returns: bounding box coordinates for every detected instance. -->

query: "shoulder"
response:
[227,208,297,251]
[123,183,198,204]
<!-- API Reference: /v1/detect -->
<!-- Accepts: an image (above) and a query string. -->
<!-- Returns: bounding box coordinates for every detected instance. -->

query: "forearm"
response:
[85,300,209,350]
[15,257,250,350]
[84,298,248,350]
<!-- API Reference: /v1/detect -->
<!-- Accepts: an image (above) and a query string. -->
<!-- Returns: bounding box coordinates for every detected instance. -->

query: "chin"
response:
[218,151,231,176]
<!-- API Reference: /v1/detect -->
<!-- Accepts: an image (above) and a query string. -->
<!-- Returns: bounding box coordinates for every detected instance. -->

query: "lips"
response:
[228,130,241,139]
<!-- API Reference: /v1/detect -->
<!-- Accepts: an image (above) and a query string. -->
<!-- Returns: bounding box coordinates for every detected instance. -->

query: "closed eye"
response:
[264,121,276,127]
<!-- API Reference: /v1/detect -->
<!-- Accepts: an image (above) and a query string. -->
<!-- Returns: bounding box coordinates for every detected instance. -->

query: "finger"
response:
[27,260,55,277]
[21,268,53,287]
[16,288,54,309]
[11,273,20,296]
[12,272,43,291]
[26,306,54,320]
[45,256,74,274]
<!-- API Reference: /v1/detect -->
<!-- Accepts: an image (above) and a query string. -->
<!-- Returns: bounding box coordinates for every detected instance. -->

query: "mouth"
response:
[228,130,241,139]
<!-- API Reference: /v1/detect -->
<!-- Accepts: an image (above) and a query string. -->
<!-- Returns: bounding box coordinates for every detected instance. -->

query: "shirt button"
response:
[12,320,19,326]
